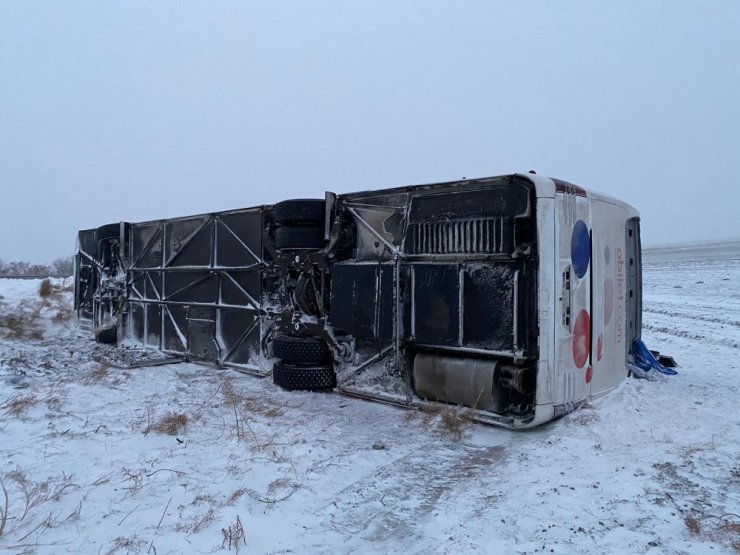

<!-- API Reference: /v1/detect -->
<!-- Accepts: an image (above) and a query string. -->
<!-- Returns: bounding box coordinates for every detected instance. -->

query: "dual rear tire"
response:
[271,200,334,390]
[272,361,336,391]
[273,199,326,251]
[271,335,336,391]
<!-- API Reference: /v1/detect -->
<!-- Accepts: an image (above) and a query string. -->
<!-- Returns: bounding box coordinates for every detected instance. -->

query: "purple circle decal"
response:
[571,220,591,279]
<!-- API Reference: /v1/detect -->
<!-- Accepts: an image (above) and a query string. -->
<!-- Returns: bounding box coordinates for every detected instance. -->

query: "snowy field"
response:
[1,243,738,554]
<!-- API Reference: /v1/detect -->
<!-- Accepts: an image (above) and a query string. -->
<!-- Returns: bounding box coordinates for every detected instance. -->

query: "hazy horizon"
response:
[2,2,739,263]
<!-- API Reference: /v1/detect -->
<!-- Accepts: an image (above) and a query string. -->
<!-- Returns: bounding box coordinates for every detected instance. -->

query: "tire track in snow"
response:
[642,322,739,349]
[643,305,740,329]
[317,443,506,548]
[642,295,740,349]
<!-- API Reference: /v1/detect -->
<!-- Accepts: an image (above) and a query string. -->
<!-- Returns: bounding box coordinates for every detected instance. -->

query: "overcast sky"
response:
[1,1,738,262]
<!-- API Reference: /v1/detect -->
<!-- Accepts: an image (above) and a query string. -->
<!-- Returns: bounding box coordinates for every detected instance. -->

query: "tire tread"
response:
[272,361,336,391]
[274,199,325,225]
[272,335,330,364]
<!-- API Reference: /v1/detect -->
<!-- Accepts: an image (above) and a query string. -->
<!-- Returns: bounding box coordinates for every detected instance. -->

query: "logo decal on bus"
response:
[615,247,624,345]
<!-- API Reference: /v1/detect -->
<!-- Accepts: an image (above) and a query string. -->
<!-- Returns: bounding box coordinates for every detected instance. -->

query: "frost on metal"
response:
[74,173,644,428]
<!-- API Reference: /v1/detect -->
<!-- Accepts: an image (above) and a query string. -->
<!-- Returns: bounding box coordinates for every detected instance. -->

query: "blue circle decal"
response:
[571,220,590,279]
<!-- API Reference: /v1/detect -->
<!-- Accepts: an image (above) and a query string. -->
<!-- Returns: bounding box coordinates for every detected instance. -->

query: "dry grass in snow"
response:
[144,411,189,436]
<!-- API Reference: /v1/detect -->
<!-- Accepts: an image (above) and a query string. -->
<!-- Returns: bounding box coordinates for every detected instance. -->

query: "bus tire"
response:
[272,335,330,364]
[95,223,120,242]
[275,225,325,250]
[272,361,336,391]
[95,326,117,345]
[274,199,325,225]
[95,223,121,264]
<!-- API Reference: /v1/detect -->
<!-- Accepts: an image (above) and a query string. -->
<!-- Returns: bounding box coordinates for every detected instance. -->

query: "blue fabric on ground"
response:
[632,339,678,377]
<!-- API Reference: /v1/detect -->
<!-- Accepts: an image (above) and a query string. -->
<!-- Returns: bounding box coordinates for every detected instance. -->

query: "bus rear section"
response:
[547,180,642,420]
[330,175,642,428]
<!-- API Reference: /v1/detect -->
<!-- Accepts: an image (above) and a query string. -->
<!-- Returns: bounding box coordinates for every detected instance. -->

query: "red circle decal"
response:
[585,366,593,384]
[572,309,591,369]
[597,333,604,361]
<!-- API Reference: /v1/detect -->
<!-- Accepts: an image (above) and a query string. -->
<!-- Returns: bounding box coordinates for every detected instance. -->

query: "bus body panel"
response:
[589,197,635,398]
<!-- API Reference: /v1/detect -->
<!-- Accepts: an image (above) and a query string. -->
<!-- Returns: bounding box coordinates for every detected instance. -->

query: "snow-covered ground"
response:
[1,244,738,555]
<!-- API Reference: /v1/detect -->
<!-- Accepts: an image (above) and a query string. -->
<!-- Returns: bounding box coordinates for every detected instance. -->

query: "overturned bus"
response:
[74,173,642,428]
